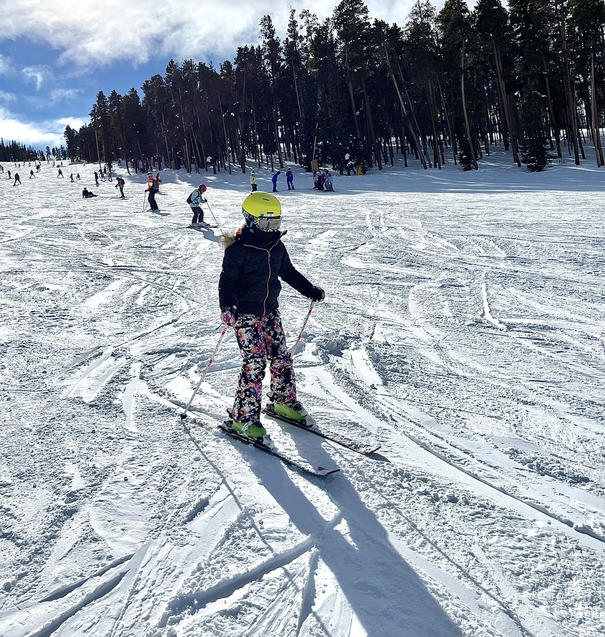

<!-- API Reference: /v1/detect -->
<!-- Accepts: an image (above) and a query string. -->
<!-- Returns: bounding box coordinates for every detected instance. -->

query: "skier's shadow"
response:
[190,226,220,242]
[248,446,462,636]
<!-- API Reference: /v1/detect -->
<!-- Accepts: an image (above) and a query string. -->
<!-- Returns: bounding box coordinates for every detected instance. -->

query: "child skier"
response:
[286,167,294,190]
[188,184,207,225]
[146,173,158,211]
[218,192,325,440]
[250,170,257,192]
[115,176,125,198]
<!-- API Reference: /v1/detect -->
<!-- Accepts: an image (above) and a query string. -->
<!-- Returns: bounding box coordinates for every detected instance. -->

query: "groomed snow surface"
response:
[0,152,604,637]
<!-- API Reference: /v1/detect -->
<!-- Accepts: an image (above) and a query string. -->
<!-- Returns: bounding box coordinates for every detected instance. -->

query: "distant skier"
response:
[187,184,207,225]
[57,168,64,178]
[29,169,35,179]
[313,170,323,191]
[76,173,81,181]
[154,173,161,192]
[286,167,294,190]
[7,170,11,180]
[70,173,74,182]
[272,170,280,192]
[13,172,21,186]
[94,171,99,186]
[327,172,334,191]
[250,170,257,192]
[115,176,125,198]
[218,192,325,441]
[146,173,158,211]
[82,187,97,198]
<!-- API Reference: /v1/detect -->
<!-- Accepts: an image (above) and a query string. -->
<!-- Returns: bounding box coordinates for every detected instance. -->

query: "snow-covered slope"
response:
[0,155,603,636]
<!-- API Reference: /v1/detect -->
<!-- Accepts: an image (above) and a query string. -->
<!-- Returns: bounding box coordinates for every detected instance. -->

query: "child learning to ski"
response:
[145,173,158,211]
[218,192,325,440]
[187,184,207,225]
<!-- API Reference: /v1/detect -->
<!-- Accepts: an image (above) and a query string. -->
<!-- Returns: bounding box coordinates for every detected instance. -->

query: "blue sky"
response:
[0,0,462,149]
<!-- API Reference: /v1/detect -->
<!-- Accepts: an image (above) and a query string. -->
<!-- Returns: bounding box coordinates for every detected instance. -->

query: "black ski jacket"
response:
[219,226,321,317]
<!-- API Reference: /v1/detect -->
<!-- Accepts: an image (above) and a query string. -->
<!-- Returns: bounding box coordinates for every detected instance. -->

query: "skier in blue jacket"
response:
[272,170,280,192]
[188,184,207,225]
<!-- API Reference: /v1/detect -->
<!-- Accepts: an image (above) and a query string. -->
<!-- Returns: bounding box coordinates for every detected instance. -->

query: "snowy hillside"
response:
[0,155,604,636]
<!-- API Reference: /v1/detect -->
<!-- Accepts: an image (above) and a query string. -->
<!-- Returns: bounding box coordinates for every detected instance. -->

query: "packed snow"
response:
[0,152,604,637]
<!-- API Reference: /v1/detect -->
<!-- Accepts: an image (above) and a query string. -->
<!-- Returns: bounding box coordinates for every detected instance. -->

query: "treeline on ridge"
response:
[63,0,605,174]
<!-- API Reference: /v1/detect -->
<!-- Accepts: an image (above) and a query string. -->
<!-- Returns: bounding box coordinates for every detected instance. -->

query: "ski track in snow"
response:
[1,154,604,636]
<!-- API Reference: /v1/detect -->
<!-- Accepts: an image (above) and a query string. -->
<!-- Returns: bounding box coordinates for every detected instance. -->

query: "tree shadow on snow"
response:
[248,446,462,637]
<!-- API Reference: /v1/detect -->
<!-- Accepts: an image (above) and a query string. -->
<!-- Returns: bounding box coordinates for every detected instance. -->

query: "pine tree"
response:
[509,0,552,170]
[438,0,477,169]
[475,0,522,165]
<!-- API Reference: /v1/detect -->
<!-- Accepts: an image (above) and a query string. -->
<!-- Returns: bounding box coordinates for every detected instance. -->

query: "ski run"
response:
[1,152,604,636]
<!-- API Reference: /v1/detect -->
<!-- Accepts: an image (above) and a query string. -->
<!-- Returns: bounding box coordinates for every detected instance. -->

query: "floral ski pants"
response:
[231,310,296,423]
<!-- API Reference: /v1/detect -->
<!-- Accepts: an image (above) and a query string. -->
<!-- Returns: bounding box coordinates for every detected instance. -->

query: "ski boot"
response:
[272,400,307,423]
[231,419,267,441]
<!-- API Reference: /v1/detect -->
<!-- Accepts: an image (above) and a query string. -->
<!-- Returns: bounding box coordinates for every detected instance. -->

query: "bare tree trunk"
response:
[273,108,284,169]
[427,80,441,169]
[350,79,365,138]
[361,75,381,170]
[561,20,580,164]
[161,113,170,168]
[461,45,477,169]
[493,40,521,167]
[438,80,456,164]
[543,59,562,159]
[219,96,232,175]
[590,54,604,166]
[385,47,426,169]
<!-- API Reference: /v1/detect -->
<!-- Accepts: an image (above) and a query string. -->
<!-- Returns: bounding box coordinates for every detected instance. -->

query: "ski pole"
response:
[180,326,228,419]
[141,190,147,213]
[289,301,315,355]
[205,200,223,234]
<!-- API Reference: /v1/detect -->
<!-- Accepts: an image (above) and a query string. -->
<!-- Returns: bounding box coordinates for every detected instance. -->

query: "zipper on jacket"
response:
[243,243,274,317]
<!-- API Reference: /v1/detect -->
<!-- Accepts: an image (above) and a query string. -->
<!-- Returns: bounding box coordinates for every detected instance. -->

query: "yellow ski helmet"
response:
[242,192,282,231]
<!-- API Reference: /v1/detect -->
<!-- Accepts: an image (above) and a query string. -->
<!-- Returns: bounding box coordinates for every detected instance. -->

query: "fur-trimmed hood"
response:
[219,231,238,250]
[219,226,286,251]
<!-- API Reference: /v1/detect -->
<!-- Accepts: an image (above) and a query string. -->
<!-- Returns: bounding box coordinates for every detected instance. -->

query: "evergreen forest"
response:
[60,0,605,173]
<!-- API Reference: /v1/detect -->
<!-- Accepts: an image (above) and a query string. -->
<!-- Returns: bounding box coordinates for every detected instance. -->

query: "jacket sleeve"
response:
[218,244,244,310]
[278,245,319,299]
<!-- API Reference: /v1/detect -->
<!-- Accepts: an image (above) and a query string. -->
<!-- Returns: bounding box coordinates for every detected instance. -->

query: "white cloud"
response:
[0,54,10,75]
[50,88,82,103]
[0,90,16,102]
[0,1,464,69]
[22,65,51,91]
[0,106,86,147]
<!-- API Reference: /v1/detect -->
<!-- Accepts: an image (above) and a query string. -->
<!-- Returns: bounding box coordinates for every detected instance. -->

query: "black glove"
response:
[310,287,325,302]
